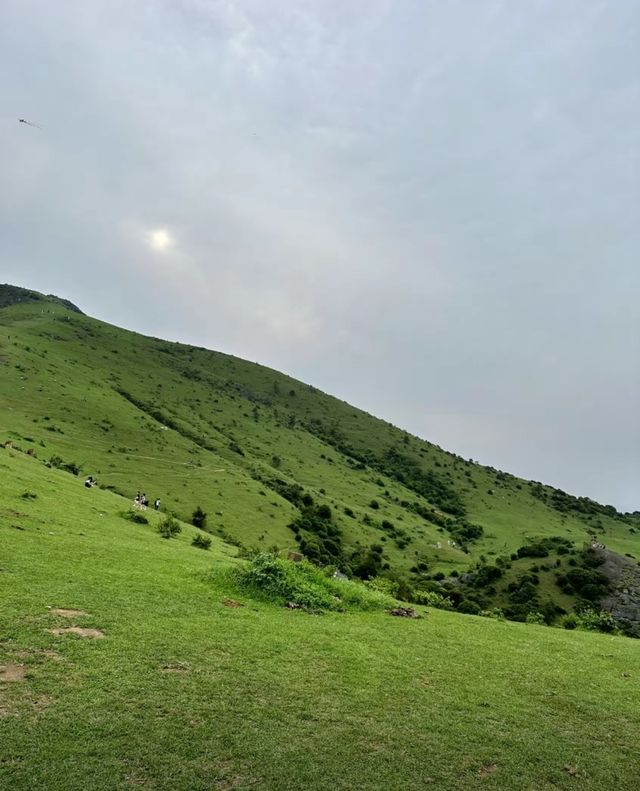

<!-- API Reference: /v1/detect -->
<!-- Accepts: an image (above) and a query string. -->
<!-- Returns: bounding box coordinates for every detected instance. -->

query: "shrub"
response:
[235,553,394,612]
[370,500,380,510]
[526,612,546,625]
[365,577,399,597]
[158,517,181,539]
[49,455,80,475]
[192,506,207,530]
[192,533,212,550]
[479,608,505,620]
[565,568,609,601]
[574,609,619,634]
[123,509,149,525]
[457,600,481,615]
[350,543,384,579]
[413,590,453,610]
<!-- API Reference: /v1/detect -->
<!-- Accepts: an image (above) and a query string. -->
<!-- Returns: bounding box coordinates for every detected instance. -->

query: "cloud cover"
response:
[1,0,638,509]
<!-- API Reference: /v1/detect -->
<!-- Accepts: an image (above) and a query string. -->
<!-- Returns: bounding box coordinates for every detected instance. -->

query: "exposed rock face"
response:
[597,548,640,637]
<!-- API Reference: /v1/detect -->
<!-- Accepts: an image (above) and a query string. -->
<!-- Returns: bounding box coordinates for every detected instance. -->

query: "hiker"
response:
[84,476,96,489]
[141,493,148,510]
[134,491,141,509]
[154,498,160,511]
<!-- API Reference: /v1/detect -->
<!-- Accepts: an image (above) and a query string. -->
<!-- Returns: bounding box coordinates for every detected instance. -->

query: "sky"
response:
[1,0,638,511]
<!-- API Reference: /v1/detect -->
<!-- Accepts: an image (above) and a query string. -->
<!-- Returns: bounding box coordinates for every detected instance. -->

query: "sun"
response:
[146,228,173,252]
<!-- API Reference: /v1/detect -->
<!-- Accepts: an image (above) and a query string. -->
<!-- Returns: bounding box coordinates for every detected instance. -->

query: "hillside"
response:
[1,446,639,790]
[1,284,638,628]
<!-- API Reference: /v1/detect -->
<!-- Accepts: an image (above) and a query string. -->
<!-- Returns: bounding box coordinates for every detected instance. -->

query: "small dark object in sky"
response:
[19,118,41,129]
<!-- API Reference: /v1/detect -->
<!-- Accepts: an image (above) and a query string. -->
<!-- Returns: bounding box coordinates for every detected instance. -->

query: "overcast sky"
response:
[1,1,638,511]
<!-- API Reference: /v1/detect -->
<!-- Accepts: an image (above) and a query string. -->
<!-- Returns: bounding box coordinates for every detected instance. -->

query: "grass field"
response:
[2,447,639,790]
[1,293,637,580]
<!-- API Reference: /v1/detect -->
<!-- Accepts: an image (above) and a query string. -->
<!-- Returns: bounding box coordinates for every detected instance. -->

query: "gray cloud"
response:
[1,0,638,509]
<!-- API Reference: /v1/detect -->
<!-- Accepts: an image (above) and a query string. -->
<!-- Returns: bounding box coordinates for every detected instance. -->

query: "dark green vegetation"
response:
[2,448,639,790]
[0,284,638,630]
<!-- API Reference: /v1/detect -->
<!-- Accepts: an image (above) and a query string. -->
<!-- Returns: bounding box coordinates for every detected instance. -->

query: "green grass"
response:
[1,448,639,790]
[1,293,636,581]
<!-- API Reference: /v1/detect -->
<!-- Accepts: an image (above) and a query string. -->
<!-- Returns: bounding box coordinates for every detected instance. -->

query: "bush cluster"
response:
[123,509,149,525]
[158,517,181,539]
[235,552,395,612]
[192,532,212,550]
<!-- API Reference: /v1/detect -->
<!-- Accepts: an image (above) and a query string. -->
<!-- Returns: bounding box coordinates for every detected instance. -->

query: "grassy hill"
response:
[0,284,638,627]
[2,446,639,790]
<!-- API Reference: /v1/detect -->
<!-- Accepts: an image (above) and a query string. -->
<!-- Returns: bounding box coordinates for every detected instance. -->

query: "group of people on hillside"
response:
[134,491,161,512]
[84,477,160,513]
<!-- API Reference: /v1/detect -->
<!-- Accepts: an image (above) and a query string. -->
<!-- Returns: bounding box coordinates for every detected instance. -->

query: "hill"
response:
[1,445,639,790]
[0,285,638,629]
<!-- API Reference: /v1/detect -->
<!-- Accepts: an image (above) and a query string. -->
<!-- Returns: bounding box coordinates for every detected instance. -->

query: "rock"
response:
[597,549,640,637]
[388,607,423,619]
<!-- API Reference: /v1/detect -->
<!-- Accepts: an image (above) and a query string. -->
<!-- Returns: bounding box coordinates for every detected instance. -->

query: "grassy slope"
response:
[1,447,639,790]
[1,296,637,585]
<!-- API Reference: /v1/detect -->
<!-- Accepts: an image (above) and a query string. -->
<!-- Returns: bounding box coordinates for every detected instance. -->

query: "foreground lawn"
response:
[1,450,639,790]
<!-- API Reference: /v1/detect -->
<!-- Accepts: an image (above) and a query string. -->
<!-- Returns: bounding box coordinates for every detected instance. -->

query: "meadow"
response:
[1,448,639,790]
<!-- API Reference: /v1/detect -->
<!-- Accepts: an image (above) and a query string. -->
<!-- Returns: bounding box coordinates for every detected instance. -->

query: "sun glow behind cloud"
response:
[146,228,173,252]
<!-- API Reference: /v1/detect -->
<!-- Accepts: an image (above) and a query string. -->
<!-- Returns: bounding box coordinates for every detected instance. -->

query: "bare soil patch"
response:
[0,663,26,682]
[160,662,190,673]
[478,764,498,778]
[49,627,105,639]
[223,599,244,608]
[50,607,90,617]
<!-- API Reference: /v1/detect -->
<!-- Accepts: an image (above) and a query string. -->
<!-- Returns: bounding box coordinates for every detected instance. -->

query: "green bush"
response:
[123,509,149,525]
[49,455,80,475]
[413,590,453,610]
[192,506,207,530]
[479,608,505,621]
[525,612,546,625]
[235,553,395,612]
[158,516,181,539]
[560,614,578,630]
[457,600,481,615]
[365,577,399,597]
[574,609,619,634]
[192,532,212,550]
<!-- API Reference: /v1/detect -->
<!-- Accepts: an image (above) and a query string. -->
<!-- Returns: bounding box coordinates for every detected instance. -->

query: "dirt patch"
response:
[214,776,261,790]
[50,608,89,617]
[14,648,64,662]
[223,599,244,608]
[160,662,190,673]
[0,663,26,682]
[32,695,53,712]
[49,627,105,639]
[478,764,498,778]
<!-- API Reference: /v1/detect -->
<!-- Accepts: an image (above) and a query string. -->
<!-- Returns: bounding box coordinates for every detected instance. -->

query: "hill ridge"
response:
[0,284,638,628]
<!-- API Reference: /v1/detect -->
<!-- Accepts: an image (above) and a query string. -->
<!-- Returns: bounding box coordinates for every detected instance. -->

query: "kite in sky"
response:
[19,118,41,129]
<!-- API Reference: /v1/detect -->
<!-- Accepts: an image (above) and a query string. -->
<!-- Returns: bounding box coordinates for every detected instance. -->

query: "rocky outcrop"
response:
[596,548,640,637]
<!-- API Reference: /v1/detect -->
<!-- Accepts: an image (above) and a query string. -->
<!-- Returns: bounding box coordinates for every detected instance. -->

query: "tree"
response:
[192,506,207,530]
